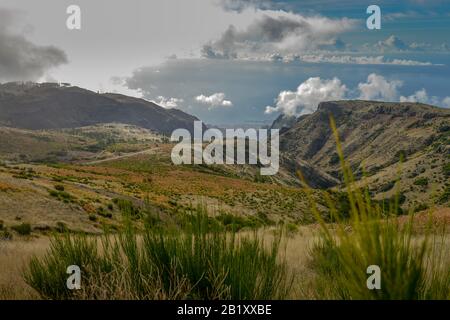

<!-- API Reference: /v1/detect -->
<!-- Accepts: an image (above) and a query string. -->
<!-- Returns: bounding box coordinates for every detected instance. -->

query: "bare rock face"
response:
[0,82,201,135]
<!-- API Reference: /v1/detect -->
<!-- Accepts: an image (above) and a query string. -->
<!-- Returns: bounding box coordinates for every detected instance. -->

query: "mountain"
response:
[279,100,450,206]
[270,114,297,132]
[0,82,201,135]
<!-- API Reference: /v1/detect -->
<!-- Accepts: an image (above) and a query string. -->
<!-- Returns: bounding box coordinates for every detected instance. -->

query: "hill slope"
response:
[0,82,200,135]
[279,100,450,206]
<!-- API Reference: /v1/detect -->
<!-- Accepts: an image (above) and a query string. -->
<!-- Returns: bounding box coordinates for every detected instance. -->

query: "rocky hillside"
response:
[0,82,200,135]
[279,100,450,207]
[270,114,297,132]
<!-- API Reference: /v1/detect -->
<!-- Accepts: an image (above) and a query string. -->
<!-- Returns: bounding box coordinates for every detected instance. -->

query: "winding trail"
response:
[84,147,159,165]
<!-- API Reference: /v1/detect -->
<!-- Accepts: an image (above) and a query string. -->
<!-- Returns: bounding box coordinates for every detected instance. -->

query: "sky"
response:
[0,0,449,125]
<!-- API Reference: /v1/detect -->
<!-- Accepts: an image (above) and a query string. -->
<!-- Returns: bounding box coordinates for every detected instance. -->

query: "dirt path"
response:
[84,147,159,165]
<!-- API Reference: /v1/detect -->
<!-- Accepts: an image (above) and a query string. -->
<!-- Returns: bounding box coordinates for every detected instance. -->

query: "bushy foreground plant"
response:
[306,116,449,300]
[24,208,291,300]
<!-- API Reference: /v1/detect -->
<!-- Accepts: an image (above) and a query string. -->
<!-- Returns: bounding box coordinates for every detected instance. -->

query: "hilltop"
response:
[0,82,201,135]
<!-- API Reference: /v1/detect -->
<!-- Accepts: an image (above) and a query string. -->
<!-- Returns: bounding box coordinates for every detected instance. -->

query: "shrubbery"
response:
[24,209,291,300]
[11,223,32,236]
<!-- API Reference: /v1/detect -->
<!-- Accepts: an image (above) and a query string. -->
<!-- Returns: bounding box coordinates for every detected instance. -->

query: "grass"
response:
[11,223,32,236]
[304,116,449,300]
[113,198,140,218]
[24,207,292,300]
[0,115,447,300]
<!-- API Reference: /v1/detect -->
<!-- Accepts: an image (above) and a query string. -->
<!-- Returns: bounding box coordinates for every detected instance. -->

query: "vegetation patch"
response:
[11,223,32,236]
[414,177,429,186]
[48,189,77,203]
[24,211,291,300]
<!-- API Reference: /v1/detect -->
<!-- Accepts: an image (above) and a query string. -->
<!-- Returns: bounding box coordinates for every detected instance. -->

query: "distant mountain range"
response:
[0,82,200,135]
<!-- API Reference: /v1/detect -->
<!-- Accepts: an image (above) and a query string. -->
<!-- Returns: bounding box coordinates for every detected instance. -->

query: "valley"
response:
[0,86,448,300]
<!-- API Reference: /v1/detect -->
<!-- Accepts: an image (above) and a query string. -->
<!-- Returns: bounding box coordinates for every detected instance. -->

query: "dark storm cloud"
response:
[201,13,355,59]
[0,8,67,82]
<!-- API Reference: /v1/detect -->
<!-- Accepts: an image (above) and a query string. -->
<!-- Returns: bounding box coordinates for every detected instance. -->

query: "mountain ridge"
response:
[0,82,201,135]
[278,100,450,206]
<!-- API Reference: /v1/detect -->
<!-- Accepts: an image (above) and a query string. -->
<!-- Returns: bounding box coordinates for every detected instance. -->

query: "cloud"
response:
[218,0,272,12]
[120,57,450,124]
[257,54,436,66]
[201,12,356,59]
[399,88,430,104]
[442,97,450,108]
[375,35,409,52]
[358,74,403,101]
[369,35,449,53]
[265,77,347,116]
[0,8,67,82]
[266,73,450,117]
[400,88,450,107]
[266,73,405,117]
[152,96,184,109]
[195,92,233,108]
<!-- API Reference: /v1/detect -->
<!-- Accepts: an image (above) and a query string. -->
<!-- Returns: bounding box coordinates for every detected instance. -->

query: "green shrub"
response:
[113,198,140,218]
[443,163,450,177]
[24,209,291,300]
[437,185,450,204]
[55,222,68,233]
[414,177,429,186]
[11,223,32,236]
[48,189,76,203]
[285,223,298,234]
[48,190,59,197]
[96,207,112,219]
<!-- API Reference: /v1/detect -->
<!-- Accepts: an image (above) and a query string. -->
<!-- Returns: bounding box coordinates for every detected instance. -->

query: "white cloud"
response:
[195,92,233,108]
[265,77,347,116]
[367,35,449,54]
[399,88,429,104]
[400,89,450,108]
[358,74,403,101]
[295,55,435,66]
[375,35,409,52]
[442,97,450,108]
[266,73,450,117]
[152,96,184,109]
